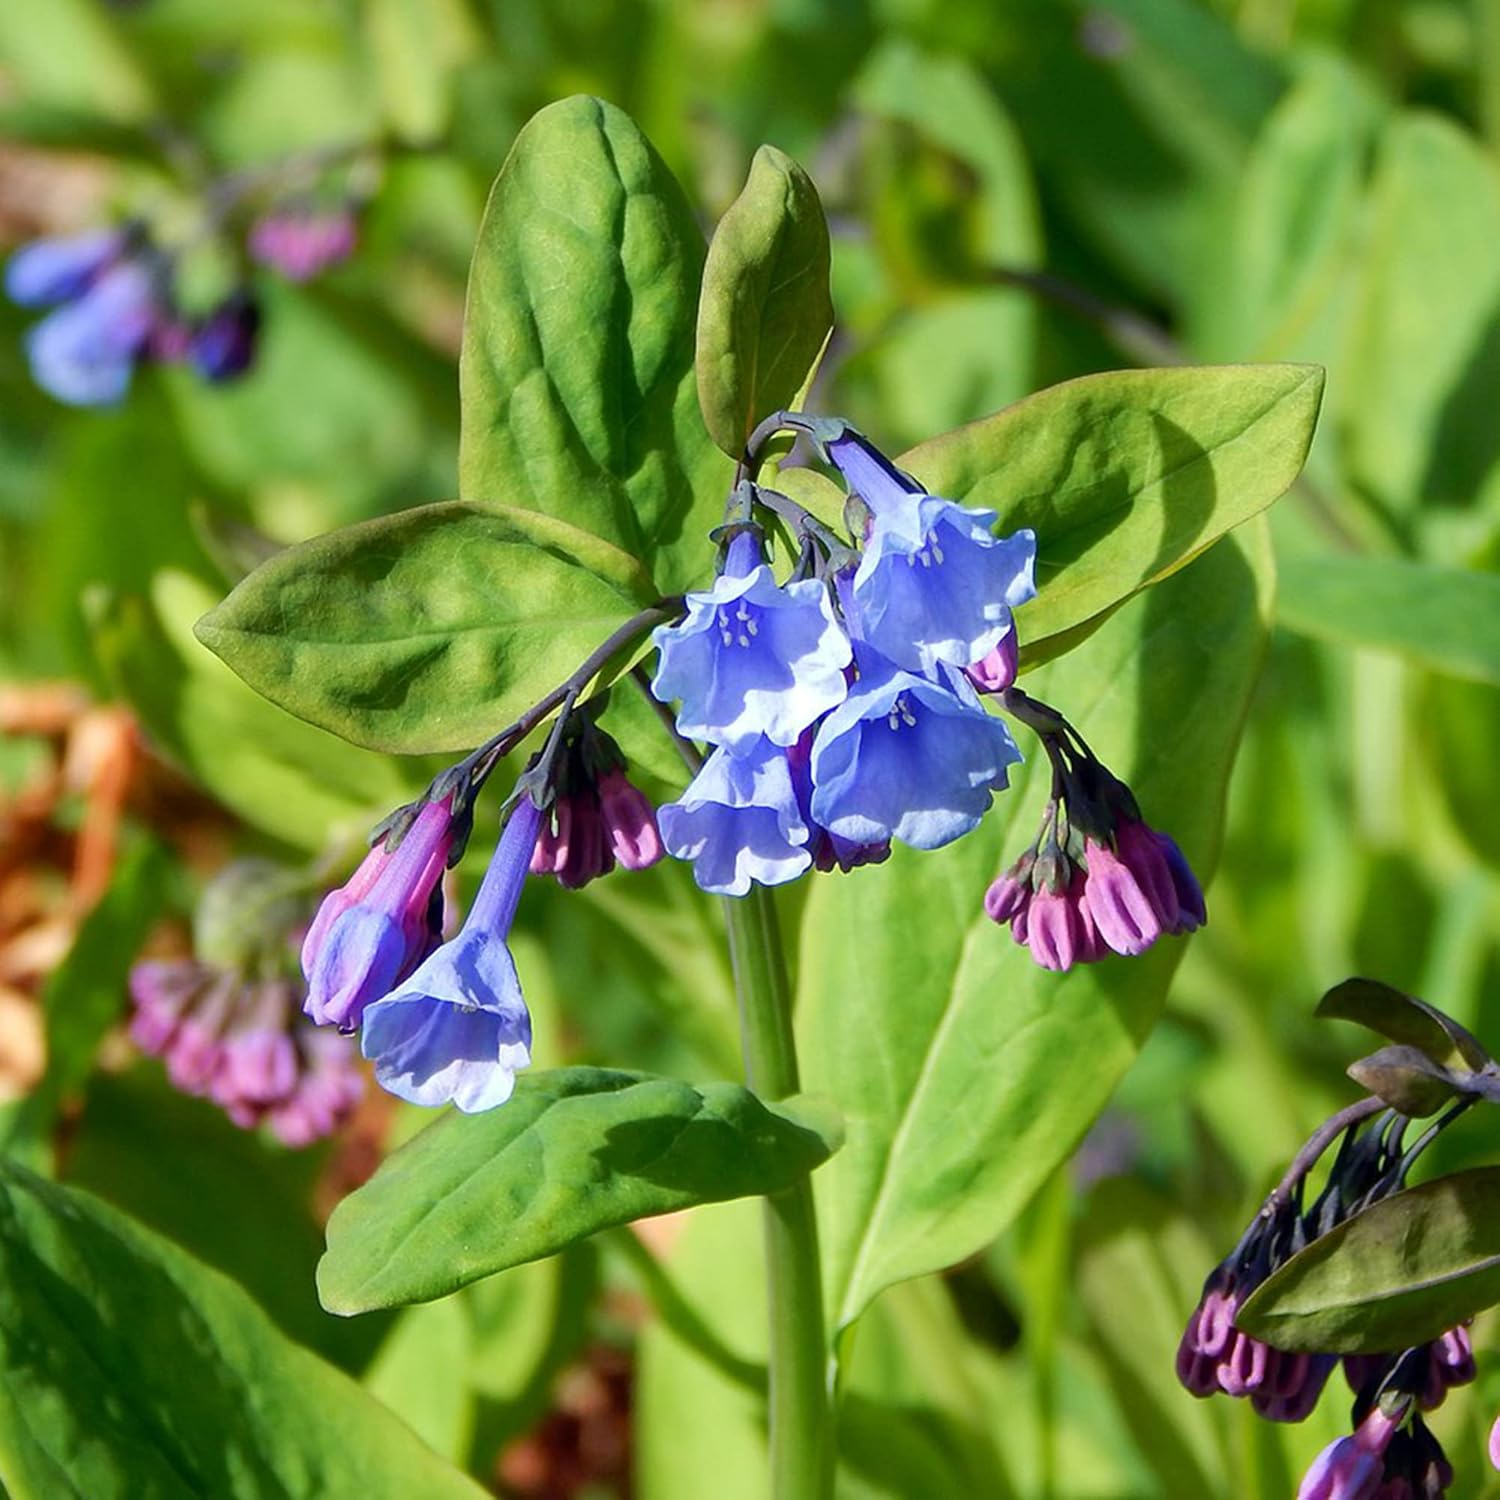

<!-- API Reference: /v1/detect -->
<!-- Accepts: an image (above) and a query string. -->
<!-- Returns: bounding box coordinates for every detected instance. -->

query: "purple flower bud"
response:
[1253,1355,1337,1423]
[361,798,543,1112]
[967,631,1018,694]
[598,768,663,871]
[190,292,260,383]
[303,798,455,1031]
[1489,1411,1500,1471]
[1082,835,1168,957]
[6,228,125,306]
[983,871,1029,926]
[1218,1330,1274,1397]
[1154,828,1207,931]
[1024,874,1095,972]
[1297,1437,1384,1500]
[266,1029,365,1147]
[249,207,357,282]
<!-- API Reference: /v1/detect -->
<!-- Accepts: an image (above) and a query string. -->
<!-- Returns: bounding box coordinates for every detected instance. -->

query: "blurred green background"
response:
[5,0,1500,1495]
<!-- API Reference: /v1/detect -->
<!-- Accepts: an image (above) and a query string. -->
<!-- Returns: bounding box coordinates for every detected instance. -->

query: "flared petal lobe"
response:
[651,531,850,751]
[657,738,811,896]
[809,655,1021,851]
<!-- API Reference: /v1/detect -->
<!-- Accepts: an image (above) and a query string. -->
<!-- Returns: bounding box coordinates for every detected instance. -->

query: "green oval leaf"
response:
[1237,1168,1500,1354]
[1278,555,1500,688]
[696,144,833,456]
[895,363,1323,661]
[801,523,1274,1342]
[0,1163,486,1499]
[194,502,654,755]
[317,1067,842,1315]
[1317,978,1491,1073]
[458,94,731,593]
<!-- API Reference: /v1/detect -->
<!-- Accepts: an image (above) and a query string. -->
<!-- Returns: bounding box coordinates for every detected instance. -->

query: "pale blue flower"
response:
[657,736,811,896]
[360,798,541,1112]
[6,228,124,306]
[826,427,1036,675]
[652,530,851,751]
[25,263,157,406]
[810,650,1022,851]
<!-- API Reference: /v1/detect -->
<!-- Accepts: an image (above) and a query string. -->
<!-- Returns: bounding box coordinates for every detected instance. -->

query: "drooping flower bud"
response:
[302,797,456,1031]
[249,206,358,282]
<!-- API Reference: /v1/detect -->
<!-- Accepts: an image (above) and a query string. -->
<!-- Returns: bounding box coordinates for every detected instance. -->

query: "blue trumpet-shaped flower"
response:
[652,530,851,751]
[6,228,125,306]
[810,650,1022,851]
[24,262,159,407]
[360,798,541,1112]
[826,427,1036,675]
[657,736,811,896]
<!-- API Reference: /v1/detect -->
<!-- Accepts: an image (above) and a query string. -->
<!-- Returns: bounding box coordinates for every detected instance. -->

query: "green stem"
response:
[723,887,833,1500]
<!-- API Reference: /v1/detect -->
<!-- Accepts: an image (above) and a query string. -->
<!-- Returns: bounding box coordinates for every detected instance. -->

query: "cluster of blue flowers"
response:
[5,202,356,407]
[273,414,1205,1119]
[654,425,1036,896]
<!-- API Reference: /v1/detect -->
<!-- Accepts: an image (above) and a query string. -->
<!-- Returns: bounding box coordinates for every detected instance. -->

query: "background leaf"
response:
[318,1067,842,1314]
[800,522,1274,1343]
[897,364,1321,661]
[1237,1169,1500,1354]
[195,502,654,754]
[458,93,731,593]
[0,1163,487,1499]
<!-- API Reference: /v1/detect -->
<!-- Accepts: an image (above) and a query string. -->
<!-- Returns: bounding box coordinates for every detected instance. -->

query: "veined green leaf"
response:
[459,94,731,593]
[897,363,1320,663]
[317,1067,842,1314]
[195,502,655,755]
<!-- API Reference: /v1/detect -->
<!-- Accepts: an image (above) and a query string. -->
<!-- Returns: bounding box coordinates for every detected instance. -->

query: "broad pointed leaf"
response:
[458,94,731,592]
[195,502,655,755]
[318,1067,841,1314]
[1237,1168,1500,1354]
[801,524,1274,1341]
[0,1163,485,1499]
[896,363,1322,662]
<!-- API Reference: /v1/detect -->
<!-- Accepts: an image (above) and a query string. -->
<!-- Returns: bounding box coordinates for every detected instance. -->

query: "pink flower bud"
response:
[967,632,1018,694]
[598,769,663,870]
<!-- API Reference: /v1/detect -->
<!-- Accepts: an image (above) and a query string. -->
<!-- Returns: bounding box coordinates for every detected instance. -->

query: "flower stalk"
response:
[724,886,833,1500]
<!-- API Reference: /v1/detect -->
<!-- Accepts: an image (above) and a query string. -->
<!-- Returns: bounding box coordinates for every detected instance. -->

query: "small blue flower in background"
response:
[826,427,1037,675]
[360,797,541,1113]
[5,228,126,306]
[23,261,160,407]
[657,736,812,896]
[810,649,1022,851]
[652,529,851,751]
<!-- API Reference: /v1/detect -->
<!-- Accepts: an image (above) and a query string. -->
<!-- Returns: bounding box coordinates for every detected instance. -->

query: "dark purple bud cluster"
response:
[1177,1098,1482,1498]
[984,690,1203,972]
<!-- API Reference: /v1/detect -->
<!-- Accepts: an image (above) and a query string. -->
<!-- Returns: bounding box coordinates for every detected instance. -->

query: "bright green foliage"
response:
[195,503,653,754]
[1238,1169,1500,1353]
[0,1163,487,1499]
[898,364,1321,661]
[801,525,1273,1340]
[318,1069,842,1314]
[696,145,832,456]
[1278,555,1500,687]
[457,95,731,594]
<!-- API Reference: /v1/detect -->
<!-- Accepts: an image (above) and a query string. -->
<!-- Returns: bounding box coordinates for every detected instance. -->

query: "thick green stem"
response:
[724,886,833,1500]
